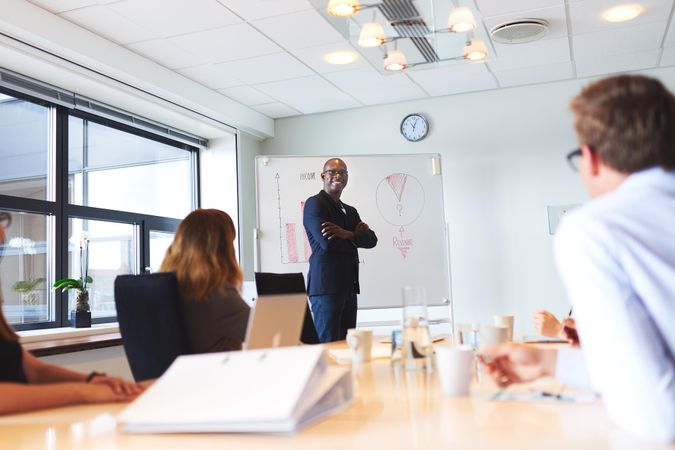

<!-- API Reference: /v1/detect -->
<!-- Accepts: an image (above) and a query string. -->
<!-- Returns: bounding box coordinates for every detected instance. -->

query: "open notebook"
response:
[118,345,352,434]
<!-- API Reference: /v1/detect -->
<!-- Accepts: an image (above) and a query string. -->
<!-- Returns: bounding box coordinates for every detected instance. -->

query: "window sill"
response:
[19,324,122,357]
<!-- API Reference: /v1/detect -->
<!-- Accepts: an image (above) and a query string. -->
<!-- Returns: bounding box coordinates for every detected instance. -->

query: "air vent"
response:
[490,19,549,44]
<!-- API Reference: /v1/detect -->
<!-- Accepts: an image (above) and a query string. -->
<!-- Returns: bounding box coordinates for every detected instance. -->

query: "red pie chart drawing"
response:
[376,173,424,226]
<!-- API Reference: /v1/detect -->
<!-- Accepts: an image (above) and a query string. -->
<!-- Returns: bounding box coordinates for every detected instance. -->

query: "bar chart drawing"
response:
[280,202,311,264]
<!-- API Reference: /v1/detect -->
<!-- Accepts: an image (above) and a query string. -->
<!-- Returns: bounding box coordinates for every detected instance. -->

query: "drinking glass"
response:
[401,286,433,371]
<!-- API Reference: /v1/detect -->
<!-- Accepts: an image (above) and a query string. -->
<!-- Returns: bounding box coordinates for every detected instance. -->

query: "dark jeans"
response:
[309,293,357,343]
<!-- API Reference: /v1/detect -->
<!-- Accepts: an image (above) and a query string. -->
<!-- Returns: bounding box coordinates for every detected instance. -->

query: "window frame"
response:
[0,91,199,331]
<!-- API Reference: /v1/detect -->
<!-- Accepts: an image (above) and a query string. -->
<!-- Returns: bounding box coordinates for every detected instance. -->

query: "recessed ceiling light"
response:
[323,51,359,65]
[602,4,644,22]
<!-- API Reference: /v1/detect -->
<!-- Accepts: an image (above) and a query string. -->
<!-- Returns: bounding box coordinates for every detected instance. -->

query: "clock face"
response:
[400,114,428,142]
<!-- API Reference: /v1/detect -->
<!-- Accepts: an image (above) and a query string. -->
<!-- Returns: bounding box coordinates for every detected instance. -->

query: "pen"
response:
[567,307,573,317]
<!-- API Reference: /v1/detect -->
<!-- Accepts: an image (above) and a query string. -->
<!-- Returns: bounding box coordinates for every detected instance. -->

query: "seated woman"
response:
[160,209,250,353]
[0,306,143,415]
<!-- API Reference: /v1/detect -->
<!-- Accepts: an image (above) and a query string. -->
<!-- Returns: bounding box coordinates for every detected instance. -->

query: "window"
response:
[0,87,199,331]
[68,117,193,218]
[0,211,52,325]
[0,94,51,201]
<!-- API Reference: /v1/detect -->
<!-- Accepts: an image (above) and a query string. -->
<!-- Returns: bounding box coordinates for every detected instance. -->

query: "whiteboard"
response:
[255,154,450,309]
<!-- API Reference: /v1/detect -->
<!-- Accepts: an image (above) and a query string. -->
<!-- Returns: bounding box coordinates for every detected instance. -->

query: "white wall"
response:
[237,132,262,281]
[253,67,675,337]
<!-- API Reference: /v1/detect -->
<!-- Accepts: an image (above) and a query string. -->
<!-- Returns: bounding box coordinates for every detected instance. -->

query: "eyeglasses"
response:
[566,148,582,171]
[322,169,348,177]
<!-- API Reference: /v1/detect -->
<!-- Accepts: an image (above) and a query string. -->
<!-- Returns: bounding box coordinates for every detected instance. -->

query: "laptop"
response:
[243,293,308,350]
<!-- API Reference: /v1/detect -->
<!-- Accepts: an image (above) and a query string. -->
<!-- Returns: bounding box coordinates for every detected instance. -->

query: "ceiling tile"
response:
[167,23,281,64]
[475,0,561,17]
[290,43,372,74]
[664,17,675,48]
[573,21,667,60]
[252,9,345,51]
[568,0,672,35]
[661,47,675,67]
[489,37,570,71]
[109,0,241,38]
[59,5,156,45]
[575,49,660,77]
[254,76,362,114]
[127,39,210,69]
[218,86,274,106]
[252,102,302,119]
[483,4,568,41]
[176,64,242,90]
[27,0,99,13]
[492,61,574,87]
[216,0,311,21]
[214,53,314,85]
[324,68,427,105]
[406,63,498,96]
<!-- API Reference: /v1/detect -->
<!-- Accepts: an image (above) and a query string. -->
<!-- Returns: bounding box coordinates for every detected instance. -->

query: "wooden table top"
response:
[0,344,672,450]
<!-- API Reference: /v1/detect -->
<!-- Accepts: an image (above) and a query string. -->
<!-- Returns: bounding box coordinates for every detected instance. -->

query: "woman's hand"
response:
[78,383,141,404]
[479,344,558,387]
[559,318,580,346]
[90,375,145,397]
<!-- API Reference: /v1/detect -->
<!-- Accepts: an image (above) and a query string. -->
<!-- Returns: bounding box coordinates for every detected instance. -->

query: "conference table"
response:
[1,344,672,450]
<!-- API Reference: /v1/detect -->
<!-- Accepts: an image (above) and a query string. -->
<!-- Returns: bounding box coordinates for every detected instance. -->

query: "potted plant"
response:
[8,237,45,317]
[54,233,92,328]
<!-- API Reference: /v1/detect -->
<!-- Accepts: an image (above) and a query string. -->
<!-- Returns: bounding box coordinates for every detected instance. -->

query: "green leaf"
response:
[83,276,93,284]
[53,278,83,291]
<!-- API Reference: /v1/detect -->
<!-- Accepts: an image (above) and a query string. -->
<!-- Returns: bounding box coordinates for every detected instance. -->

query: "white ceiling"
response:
[26,0,675,119]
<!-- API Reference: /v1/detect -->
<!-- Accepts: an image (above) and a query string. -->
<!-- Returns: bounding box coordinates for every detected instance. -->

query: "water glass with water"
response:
[401,286,433,371]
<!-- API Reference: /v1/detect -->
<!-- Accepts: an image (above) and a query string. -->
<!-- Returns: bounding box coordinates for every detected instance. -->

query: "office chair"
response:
[254,272,320,345]
[114,272,189,381]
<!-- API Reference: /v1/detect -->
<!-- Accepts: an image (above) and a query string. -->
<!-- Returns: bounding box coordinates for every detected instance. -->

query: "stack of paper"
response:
[118,345,352,434]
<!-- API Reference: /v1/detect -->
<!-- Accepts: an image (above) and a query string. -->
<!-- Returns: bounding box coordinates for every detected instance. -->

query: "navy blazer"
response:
[303,190,377,296]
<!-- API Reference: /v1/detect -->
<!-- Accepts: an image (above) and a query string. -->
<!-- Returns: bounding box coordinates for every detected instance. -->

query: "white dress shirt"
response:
[553,167,675,442]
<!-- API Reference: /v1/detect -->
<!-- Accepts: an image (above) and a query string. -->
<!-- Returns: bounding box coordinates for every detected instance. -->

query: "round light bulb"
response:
[602,4,644,22]
[323,51,359,65]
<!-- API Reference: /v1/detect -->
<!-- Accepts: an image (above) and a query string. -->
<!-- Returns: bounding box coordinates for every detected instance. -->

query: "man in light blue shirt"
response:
[481,74,675,442]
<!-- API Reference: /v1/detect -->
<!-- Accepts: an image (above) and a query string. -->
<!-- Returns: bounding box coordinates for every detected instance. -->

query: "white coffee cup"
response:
[480,325,509,349]
[435,345,474,396]
[346,328,373,363]
[493,315,514,341]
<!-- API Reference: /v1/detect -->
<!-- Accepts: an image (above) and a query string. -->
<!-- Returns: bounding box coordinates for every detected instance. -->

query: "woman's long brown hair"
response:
[160,209,243,301]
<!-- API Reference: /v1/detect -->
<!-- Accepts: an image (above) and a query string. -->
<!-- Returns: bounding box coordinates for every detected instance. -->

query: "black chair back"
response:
[254,272,320,344]
[114,272,189,381]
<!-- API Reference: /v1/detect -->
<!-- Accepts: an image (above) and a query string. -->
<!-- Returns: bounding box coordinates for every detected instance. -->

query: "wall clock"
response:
[400,113,429,142]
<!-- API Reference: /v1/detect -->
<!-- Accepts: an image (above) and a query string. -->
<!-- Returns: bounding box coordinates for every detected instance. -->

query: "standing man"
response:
[303,158,377,343]
[481,75,675,442]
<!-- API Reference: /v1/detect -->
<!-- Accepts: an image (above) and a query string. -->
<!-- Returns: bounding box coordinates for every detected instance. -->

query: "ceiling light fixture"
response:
[319,1,488,73]
[358,21,387,47]
[384,49,408,71]
[602,4,644,22]
[327,0,360,17]
[463,38,488,61]
[324,51,359,65]
[447,6,476,33]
